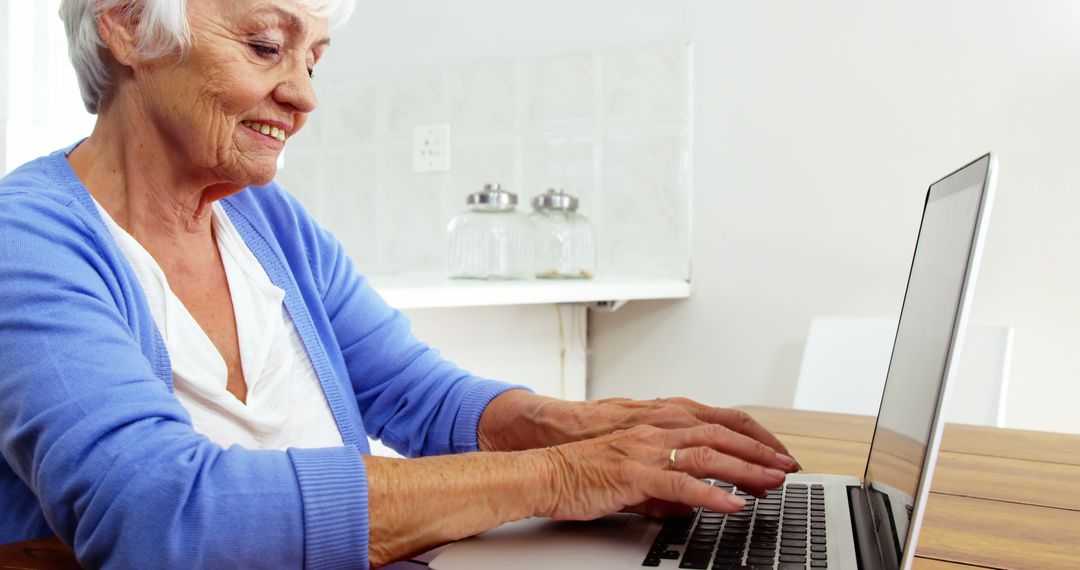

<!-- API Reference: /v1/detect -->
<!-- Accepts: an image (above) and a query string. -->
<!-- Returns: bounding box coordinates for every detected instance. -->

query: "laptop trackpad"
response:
[429,514,657,570]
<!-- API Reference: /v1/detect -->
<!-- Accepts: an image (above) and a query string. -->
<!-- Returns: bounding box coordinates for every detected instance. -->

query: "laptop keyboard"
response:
[642,481,829,569]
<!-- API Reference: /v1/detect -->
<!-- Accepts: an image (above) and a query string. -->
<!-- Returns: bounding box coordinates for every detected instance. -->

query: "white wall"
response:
[5,1,1077,434]
[0,1,9,174]
[404,304,587,401]
[332,0,1080,434]
[589,1,1080,435]
[1,0,95,175]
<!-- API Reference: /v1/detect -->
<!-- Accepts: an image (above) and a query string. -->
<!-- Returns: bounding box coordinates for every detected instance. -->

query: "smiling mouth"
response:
[241,120,287,142]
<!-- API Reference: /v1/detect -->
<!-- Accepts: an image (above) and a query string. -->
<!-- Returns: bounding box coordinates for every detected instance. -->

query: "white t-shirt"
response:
[94,199,344,451]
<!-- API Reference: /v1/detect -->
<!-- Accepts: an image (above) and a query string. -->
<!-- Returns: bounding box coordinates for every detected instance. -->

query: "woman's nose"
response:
[274,64,318,114]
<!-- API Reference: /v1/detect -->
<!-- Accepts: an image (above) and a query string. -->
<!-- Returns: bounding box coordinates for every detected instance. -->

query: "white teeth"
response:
[242,120,287,142]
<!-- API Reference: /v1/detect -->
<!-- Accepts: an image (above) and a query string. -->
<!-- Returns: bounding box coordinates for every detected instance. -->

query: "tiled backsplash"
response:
[276,43,692,278]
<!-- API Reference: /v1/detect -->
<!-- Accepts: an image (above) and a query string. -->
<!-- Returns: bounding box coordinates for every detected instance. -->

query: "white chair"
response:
[793,316,1013,427]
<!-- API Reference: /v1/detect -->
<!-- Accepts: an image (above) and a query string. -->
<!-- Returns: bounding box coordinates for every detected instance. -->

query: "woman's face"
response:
[133,0,329,188]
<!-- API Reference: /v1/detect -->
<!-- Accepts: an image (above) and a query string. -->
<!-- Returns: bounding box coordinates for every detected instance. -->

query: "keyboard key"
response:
[641,556,661,566]
[718,536,747,547]
[780,547,807,556]
[781,539,807,549]
[811,544,827,552]
[661,550,681,559]
[811,561,829,568]
[779,554,807,563]
[679,552,711,569]
[811,537,827,545]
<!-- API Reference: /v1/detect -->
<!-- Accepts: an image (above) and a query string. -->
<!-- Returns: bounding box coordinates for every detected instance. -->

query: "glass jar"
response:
[529,188,596,279]
[447,183,533,279]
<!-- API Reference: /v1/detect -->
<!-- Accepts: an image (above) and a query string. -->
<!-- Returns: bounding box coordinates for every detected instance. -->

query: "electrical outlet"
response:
[412,124,451,173]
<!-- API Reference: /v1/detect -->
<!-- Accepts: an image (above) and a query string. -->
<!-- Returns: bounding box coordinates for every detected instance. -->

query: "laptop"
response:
[426,153,998,570]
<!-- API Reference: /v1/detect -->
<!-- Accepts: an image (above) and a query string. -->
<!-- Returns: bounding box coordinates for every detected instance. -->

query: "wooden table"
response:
[2,406,1078,569]
[739,406,1080,569]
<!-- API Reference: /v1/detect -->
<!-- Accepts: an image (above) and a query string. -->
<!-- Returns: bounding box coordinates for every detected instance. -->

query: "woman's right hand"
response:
[539,423,794,521]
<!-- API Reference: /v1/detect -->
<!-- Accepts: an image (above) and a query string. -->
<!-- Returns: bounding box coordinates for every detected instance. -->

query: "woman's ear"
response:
[95,5,141,67]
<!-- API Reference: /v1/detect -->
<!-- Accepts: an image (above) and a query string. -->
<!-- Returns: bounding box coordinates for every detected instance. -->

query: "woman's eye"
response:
[250,43,280,58]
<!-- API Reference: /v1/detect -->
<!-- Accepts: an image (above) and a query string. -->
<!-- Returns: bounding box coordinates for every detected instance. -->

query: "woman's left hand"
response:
[479,391,799,472]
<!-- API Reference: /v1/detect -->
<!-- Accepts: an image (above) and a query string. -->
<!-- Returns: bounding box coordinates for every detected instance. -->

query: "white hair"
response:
[59,0,355,114]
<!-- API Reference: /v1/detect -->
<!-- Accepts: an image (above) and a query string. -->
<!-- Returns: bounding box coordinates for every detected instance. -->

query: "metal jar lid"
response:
[531,188,579,212]
[467,183,518,211]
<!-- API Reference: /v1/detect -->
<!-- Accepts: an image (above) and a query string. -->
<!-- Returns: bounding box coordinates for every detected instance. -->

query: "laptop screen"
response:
[861,155,994,566]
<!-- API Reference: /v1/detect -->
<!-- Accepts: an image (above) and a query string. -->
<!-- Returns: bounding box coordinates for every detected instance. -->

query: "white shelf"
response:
[368,274,691,309]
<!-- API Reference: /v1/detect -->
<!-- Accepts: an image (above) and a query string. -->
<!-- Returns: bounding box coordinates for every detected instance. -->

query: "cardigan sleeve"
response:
[0,191,369,569]
[297,201,529,458]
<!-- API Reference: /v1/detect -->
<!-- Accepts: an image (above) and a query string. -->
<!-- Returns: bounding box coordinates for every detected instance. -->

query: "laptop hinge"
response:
[847,485,886,570]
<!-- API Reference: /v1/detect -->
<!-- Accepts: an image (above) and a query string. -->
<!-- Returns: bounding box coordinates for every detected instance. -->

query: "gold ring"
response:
[668,448,679,470]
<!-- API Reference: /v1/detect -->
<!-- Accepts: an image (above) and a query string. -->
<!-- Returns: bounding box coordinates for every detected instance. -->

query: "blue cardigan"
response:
[0,148,521,569]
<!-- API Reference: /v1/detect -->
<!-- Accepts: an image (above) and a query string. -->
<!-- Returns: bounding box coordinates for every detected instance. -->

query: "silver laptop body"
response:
[428,153,998,570]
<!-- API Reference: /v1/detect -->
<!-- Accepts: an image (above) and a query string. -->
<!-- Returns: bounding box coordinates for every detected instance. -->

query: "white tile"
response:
[521,136,598,216]
[320,79,379,146]
[380,144,452,273]
[600,129,690,278]
[288,95,324,149]
[281,44,693,280]
[274,149,324,214]
[519,54,597,128]
[603,44,689,124]
[318,148,382,272]
[448,62,517,135]
[448,136,522,211]
[384,73,448,142]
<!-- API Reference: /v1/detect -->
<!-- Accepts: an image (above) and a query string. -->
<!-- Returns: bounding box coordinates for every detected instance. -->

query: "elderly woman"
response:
[0,0,798,568]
